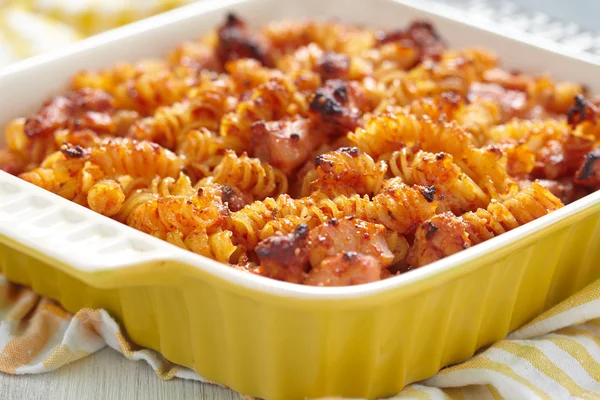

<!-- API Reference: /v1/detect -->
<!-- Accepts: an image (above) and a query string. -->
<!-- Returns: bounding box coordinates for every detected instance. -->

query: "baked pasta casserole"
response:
[1,14,599,286]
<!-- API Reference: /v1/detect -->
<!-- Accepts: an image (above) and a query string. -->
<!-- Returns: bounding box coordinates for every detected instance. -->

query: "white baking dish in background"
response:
[1,0,600,399]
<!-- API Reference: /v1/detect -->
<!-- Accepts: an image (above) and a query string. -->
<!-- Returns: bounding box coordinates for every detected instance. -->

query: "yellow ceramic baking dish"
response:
[1,0,600,399]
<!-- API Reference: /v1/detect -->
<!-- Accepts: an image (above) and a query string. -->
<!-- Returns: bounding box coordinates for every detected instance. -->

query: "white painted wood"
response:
[0,348,241,400]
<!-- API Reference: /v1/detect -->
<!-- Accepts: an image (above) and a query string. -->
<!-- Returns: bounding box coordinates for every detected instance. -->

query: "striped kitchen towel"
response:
[1,274,600,399]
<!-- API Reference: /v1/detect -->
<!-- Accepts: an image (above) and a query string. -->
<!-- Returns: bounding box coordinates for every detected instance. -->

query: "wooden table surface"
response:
[1,347,241,400]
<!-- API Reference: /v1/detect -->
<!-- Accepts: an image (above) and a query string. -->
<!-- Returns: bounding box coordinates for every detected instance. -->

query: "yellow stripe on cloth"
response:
[0,298,63,373]
[494,341,590,398]
[545,334,600,384]
[432,356,552,399]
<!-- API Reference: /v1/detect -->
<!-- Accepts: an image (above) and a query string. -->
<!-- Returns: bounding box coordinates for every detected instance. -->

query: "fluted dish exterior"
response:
[1,0,600,398]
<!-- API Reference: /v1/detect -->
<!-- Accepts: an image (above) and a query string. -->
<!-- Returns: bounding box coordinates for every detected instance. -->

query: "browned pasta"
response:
[3,14,596,286]
[210,150,288,200]
[176,128,243,179]
[83,138,183,180]
[128,74,237,149]
[20,154,105,206]
[386,148,489,214]
[87,179,126,217]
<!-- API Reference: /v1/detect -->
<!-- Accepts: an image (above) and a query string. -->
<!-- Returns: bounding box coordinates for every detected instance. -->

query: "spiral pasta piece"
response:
[20,154,104,206]
[129,75,237,149]
[87,180,126,217]
[166,229,238,264]
[124,186,225,239]
[211,150,288,200]
[71,60,168,92]
[386,148,489,213]
[167,40,220,72]
[226,58,284,90]
[489,119,595,180]
[175,129,243,179]
[454,100,502,145]
[351,183,439,233]
[350,113,515,197]
[73,138,184,180]
[110,67,198,115]
[227,194,320,249]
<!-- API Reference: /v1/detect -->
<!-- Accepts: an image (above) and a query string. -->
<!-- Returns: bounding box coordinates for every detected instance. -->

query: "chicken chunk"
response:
[255,224,310,283]
[468,82,527,120]
[251,118,319,175]
[307,217,394,268]
[304,252,382,286]
[407,212,471,267]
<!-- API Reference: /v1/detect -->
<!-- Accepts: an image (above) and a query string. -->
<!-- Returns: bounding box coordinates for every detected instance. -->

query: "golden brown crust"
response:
[255,224,310,283]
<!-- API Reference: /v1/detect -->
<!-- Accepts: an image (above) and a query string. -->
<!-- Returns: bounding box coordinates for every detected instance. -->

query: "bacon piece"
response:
[375,20,446,62]
[216,13,274,67]
[24,89,115,138]
[309,79,369,136]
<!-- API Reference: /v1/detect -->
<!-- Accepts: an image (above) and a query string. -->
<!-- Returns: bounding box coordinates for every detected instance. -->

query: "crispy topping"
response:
[338,147,359,157]
[316,51,351,80]
[256,223,310,283]
[424,222,438,239]
[216,13,273,67]
[24,89,115,138]
[60,143,88,159]
[575,147,600,187]
[419,185,437,202]
[567,94,598,127]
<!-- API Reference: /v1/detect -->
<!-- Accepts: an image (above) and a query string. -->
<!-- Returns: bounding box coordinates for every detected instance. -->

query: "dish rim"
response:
[1,0,600,300]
